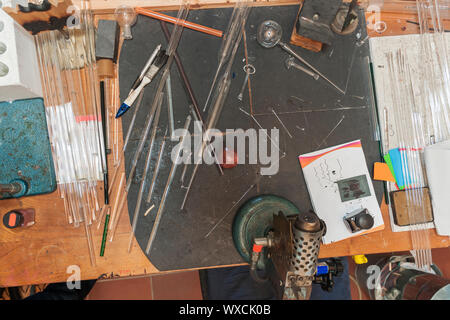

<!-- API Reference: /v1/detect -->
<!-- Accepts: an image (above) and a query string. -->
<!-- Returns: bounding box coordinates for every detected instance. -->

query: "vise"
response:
[0,98,56,199]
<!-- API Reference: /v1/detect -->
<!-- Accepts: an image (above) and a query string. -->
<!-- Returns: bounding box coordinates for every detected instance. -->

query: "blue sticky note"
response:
[388,148,409,189]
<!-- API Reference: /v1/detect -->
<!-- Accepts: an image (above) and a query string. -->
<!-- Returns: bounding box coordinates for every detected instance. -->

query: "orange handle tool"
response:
[135,7,223,38]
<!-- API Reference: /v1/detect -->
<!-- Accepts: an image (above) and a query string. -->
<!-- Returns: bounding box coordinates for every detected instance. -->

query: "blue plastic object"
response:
[0,98,56,199]
[115,102,130,118]
[316,264,329,276]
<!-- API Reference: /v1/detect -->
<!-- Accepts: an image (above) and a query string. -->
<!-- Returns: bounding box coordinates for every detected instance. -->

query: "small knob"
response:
[355,212,374,230]
[3,211,24,229]
[294,211,321,232]
[0,182,23,195]
[285,57,294,70]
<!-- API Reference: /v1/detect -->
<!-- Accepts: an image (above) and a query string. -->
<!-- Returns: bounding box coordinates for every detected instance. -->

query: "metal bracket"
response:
[295,0,343,45]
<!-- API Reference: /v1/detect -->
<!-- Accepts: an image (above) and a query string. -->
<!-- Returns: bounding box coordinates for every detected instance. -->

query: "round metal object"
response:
[243,64,256,75]
[294,211,321,232]
[232,195,300,269]
[256,20,283,49]
[8,179,27,197]
[355,212,374,230]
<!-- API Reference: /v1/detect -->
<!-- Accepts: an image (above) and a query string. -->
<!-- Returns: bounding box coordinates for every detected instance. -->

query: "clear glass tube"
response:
[181,2,251,209]
[203,0,248,112]
[127,92,164,253]
[386,48,433,270]
[34,1,107,265]
[146,130,168,203]
[108,172,126,241]
[145,116,192,254]
[125,0,190,193]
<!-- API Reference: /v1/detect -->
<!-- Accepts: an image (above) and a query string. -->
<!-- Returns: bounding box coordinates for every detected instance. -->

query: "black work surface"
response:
[119,5,383,271]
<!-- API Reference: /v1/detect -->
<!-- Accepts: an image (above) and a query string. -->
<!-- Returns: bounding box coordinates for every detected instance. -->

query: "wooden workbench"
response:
[1,1,449,287]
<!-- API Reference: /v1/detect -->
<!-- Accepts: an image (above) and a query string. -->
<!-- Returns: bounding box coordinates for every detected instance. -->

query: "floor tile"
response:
[86,276,152,300]
[431,247,450,278]
[151,271,203,300]
[347,257,371,300]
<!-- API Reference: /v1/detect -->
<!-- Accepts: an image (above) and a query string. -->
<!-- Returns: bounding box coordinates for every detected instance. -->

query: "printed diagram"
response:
[312,159,343,193]
[336,174,372,203]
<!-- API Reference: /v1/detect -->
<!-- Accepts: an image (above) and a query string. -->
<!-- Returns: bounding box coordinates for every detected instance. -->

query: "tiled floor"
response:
[86,270,203,300]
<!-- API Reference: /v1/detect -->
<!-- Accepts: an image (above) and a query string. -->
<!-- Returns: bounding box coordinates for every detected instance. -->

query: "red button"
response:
[8,213,17,227]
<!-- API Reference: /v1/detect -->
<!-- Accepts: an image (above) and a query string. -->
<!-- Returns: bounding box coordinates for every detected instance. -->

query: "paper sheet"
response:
[299,140,384,244]
[424,140,450,236]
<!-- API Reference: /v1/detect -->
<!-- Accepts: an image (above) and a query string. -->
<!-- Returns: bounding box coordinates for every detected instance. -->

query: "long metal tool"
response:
[145,116,192,254]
